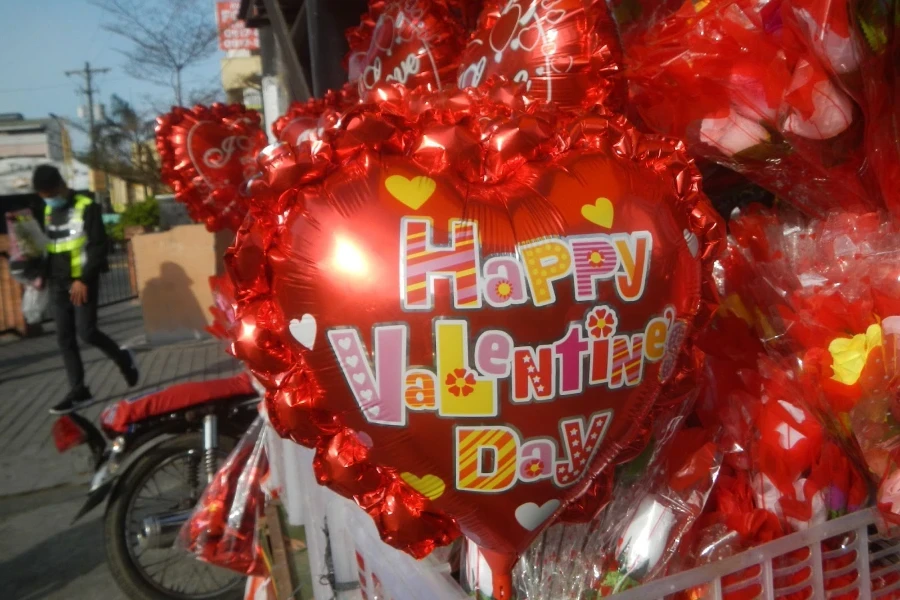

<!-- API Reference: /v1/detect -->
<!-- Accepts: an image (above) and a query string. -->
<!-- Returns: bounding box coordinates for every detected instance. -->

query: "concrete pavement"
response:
[0,484,126,600]
[0,300,244,599]
[0,300,243,498]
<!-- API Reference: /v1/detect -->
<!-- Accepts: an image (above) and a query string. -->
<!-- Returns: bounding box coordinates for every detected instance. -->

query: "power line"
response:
[0,77,130,95]
[0,82,80,94]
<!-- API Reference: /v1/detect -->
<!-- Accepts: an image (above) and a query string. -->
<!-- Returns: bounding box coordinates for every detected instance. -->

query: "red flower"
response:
[586,306,617,340]
[445,368,476,397]
[523,457,546,478]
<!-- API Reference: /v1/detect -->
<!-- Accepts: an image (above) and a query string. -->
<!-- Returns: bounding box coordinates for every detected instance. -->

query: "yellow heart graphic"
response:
[581,197,614,229]
[385,175,436,210]
[401,472,446,501]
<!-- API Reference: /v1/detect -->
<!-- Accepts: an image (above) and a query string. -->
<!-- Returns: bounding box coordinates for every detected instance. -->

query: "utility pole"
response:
[65,61,110,159]
[66,62,110,209]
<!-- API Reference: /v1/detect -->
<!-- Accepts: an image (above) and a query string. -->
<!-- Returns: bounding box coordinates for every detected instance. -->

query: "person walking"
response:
[32,165,139,414]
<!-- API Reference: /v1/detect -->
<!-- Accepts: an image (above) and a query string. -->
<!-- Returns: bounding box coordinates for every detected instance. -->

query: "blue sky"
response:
[0,0,225,150]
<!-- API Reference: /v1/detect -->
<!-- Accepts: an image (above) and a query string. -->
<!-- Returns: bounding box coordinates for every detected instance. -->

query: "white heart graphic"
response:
[683,229,699,258]
[288,314,317,350]
[352,373,366,385]
[515,500,560,531]
[356,431,374,448]
[346,355,359,368]
[360,389,373,401]
[367,405,381,417]
[338,337,352,351]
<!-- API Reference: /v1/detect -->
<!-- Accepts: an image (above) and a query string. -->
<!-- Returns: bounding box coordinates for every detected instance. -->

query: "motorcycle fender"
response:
[72,479,114,524]
[106,432,207,498]
[74,432,192,524]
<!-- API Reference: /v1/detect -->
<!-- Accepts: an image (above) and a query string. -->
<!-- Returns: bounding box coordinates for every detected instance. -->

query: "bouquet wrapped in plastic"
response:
[6,208,48,285]
[720,206,900,527]
[6,208,49,325]
[495,384,721,599]
[180,415,270,576]
[673,350,873,599]
[622,0,898,217]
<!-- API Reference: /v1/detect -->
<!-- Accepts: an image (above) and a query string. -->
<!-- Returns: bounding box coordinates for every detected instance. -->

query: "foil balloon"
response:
[272,86,358,151]
[457,0,625,110]
[356,0,466,95]
[156,104,268,232]
[228,85,722,597]
[207,274,239,342]
[345,0,388,79]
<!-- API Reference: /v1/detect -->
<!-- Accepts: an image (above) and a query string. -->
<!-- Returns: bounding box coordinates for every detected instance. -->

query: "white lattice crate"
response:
[364,507,900,599]
[610,508,900,600]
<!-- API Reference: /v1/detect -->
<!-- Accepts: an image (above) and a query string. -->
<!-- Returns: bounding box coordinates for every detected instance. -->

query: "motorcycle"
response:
[53,372,262,600]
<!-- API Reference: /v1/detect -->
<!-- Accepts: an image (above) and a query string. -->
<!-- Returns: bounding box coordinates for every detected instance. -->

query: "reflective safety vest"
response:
[45,194,93,279]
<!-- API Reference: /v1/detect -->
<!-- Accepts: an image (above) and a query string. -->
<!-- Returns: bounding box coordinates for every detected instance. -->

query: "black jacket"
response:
[46,190,109,282]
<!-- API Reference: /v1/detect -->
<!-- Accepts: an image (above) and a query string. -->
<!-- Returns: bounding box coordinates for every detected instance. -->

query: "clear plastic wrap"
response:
[5,208,47,286]
[719,206,900,528]
[180,415,270,576]
[621,0,897,218]
[21,285,48,325]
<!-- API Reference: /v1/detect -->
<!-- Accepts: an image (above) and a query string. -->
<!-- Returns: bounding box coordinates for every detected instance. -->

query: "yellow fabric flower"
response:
[828,324,883,385]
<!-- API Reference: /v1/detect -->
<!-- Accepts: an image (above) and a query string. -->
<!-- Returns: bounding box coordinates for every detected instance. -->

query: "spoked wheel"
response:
[105,434,244,600]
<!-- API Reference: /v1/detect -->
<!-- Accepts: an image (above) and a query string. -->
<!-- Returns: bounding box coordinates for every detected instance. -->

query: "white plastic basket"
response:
[610,508,900,600]
[263,425,900,600]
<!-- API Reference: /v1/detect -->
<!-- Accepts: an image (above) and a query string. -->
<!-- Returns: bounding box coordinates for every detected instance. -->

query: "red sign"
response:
[216,1,259,52]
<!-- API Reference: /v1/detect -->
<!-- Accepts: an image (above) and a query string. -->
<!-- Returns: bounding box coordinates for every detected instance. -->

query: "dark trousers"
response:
[51,278,126,391]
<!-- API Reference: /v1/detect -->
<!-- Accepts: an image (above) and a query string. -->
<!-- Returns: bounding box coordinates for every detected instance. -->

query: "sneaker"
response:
[120,348,139,387]
[50,387,93,415]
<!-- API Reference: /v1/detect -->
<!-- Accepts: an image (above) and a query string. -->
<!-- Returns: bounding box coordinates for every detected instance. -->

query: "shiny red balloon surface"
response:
[228,86,722,585]
[457,0,624,109]
[355,0,466,95]
[156,104,268,232]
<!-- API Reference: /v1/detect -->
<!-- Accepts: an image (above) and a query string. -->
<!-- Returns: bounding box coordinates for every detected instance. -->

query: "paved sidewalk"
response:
[0,300,243,497]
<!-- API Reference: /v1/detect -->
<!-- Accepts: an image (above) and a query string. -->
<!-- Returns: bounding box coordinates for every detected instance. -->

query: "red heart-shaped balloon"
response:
[227,87,723,591]
[356,0,465,95]
[156,104,268,232]
[458,0,624,110]
[273,85,358,152]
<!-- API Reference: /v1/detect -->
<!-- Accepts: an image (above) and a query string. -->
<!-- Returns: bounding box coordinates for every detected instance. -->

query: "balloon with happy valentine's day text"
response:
[457,0,625,110]
[356,0,466,95]
[228,86,722,597]
[156,104,268,232]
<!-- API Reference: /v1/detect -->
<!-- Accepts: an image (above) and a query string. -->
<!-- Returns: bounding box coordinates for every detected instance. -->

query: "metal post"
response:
[305,0,323,98]
[305,0,367,96]
[260,0,312,101]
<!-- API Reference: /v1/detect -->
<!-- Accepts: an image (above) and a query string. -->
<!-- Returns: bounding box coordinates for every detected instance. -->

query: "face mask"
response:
[45,196,67,209]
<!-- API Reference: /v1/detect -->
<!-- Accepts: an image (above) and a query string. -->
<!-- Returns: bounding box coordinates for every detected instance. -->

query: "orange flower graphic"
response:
[495,279,513,301]
[586,250,606,267]
[523,458,546,477]
[445,368,476,397]
[586,306,617,340]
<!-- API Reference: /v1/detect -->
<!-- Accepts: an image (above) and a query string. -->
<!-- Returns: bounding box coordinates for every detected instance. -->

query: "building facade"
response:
[0,114,65,161]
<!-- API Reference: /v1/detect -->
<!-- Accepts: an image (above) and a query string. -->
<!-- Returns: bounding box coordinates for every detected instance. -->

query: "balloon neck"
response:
[478,547,517,600]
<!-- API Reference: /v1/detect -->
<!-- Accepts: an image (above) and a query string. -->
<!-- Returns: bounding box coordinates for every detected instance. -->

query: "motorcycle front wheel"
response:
[104,433,244,600]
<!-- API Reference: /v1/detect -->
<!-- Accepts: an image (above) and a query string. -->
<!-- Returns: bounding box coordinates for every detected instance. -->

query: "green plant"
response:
[111,196,160,239]
[106,221,124,242]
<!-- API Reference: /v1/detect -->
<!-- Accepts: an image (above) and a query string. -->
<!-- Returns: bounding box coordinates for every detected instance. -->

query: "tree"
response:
[73,95,162,192]
[91,0,220,105]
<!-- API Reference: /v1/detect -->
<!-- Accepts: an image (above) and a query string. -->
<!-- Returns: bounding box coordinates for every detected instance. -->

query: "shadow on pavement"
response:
[0,515,106,600]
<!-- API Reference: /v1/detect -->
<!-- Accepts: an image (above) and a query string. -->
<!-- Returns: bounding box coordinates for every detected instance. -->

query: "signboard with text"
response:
[216,1,260,52]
